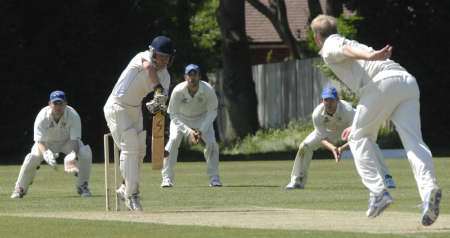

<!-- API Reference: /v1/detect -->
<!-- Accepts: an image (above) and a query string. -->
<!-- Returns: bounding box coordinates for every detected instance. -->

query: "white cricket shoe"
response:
[10,187,26,199]
[285,181,304,190]
[384,175,396,189]
[209,175,222,187]
[125,194,143,211]
[116,184,126,201]
[77,182,92,197]
[366,190,393,218]
[161,178,174,188]
[421,187,442,226]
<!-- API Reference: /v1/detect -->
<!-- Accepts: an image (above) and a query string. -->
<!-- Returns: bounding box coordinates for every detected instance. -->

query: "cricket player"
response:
[286,87,396,190]
[161,64,222,188]
[11,90,92,198]
[103,36,175,211]
[311,15,441,225]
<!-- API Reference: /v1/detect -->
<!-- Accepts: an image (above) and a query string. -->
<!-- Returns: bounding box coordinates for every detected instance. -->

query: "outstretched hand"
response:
[369,44,392,61]
[332,147,341,163]
[341,127,352,141]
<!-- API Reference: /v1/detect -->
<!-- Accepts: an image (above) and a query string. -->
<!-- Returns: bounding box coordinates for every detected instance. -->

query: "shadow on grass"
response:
[223,185,280,188]
[177,149,333,162]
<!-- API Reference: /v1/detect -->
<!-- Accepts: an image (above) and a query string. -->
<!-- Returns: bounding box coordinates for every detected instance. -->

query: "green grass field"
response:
[0,158,449,238]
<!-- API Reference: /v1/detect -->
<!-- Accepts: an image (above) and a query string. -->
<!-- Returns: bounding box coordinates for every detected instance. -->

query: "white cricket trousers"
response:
[14,139,92,192]
[349,70,438,200]
[162,120,220,181]
[290,131,391,186]
[104,98,146,197]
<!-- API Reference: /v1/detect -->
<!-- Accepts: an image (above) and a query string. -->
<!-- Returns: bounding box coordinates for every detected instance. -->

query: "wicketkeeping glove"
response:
[43,149,58,169]
[64,151,79,175]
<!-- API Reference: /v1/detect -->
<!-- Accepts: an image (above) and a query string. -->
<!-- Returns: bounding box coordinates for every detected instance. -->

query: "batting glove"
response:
[146,99,167,114]
[154,94,168,105]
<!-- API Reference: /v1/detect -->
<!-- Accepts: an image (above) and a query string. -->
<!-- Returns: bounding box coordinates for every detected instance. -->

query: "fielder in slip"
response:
[161,64,222,188]
[311,15,441,225]
[285,87,396,190]
[11,90,92,198]
[103,36,174,211]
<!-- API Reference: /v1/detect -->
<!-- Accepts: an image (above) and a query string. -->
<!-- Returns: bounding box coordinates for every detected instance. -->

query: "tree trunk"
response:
[325,0,343,17]
[217,0,259,139]
[307,0,322,22]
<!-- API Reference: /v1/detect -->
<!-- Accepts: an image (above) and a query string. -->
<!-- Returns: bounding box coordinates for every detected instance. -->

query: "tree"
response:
[324,0,343,16]
[247,0,306,59]
[217,0,259,139]
[190,0,222,70]
[247,0,344,60]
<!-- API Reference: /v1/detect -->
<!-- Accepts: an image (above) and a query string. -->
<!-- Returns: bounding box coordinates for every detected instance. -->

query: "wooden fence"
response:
[212,57,338,141]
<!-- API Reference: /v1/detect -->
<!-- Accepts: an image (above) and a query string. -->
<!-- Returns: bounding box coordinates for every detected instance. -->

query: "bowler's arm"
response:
[343,44,392,61]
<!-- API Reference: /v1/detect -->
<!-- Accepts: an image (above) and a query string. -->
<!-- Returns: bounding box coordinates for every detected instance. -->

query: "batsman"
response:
[103,36,174,211]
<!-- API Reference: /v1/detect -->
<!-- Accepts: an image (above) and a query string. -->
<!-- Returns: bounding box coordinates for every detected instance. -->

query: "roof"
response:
[245,0,310,43]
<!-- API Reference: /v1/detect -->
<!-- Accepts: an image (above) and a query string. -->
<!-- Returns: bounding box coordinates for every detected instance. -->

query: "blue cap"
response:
[49,90,66,103]
[149,36,175,55]
[185,64,200,75]
[321,87,338,100]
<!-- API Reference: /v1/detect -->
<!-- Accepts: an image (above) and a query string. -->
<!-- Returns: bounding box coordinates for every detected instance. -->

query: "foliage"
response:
[190,0,222,69]
[221,120,313,155]
[377,123,402,149]
[214,116,401,155]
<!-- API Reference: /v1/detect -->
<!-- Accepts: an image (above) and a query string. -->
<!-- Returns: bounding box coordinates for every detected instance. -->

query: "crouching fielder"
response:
[286,87,395,189]
[11,90,92,198]
[161,64,222,188]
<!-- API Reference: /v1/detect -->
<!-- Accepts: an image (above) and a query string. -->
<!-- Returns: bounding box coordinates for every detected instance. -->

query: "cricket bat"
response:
[151,88,165,170]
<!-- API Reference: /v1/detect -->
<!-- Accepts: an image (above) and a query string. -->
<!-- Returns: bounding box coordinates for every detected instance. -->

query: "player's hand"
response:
[188,130,198,144]
[64,151,79,175]
[337,146,343,155]
[332,147,341,163]
[43,149,57,169]
[341,127,352,141]
[368,44,392,61]
[189,129,203,145]
[146,99,167,114]
[154,94,168,106]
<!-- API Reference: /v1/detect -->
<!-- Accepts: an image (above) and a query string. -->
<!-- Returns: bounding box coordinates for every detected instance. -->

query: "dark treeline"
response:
[0,0,202,162]
[1,0,450,163]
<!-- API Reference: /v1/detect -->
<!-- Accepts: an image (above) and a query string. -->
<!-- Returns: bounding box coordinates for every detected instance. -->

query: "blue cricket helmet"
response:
[149,36,175,55]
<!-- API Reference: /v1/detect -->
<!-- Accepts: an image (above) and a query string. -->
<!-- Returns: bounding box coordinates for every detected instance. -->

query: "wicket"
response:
[104,133,120,211]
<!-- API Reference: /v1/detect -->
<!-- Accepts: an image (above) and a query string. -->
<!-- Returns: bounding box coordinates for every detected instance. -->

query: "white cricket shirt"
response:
[34,105,81,143]
[320,34,405,95]
[312,100,355,141]
[110,50,170,107]
[167,80,218,134]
